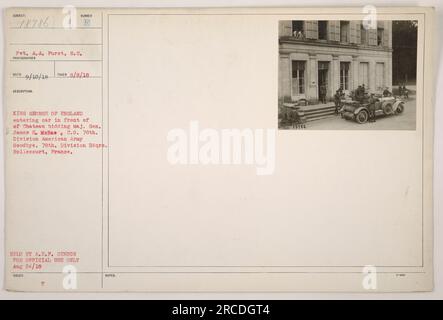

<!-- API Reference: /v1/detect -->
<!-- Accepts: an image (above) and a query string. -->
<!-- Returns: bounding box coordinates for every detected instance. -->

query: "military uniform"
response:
[355,85,364,102]
[360,85,367,102]
[368,95,377,122]
[334,90,341,115]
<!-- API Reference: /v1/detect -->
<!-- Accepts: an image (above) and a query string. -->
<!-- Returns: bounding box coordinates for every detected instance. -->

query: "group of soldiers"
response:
[356,85,378,122]
[354,84,368,102]
[398,85,409,98]
[329,83,407,123]
[333,84,384,123]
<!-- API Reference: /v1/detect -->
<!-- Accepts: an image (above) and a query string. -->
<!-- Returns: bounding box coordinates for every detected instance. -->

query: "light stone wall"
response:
[279,41,392,102]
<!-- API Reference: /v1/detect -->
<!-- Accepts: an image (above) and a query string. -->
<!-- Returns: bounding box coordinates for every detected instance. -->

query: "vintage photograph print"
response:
[278,20,418,130]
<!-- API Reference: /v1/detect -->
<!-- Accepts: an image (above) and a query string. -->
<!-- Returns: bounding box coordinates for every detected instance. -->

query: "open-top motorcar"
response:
[342,95,405,124]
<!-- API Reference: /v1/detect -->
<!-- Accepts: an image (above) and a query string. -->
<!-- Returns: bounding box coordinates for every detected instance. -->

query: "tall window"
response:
[377,27,384,46]
[318,61,329,86]
[359,62,369,88]
[340,21,350,43]
[292,21,304,38]
[360,24,368,45]
[318,21,328,40]
[340,62,350,90]
[376,62,385,90]
[292,61,306,95]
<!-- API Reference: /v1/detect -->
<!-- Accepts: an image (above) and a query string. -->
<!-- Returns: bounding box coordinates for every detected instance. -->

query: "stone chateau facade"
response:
[279,20,393,103]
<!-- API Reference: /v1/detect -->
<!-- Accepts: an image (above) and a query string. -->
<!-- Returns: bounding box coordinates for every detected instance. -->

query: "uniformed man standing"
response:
[368,93,377,123]
[355,85,363,102]
[334,89,341,115]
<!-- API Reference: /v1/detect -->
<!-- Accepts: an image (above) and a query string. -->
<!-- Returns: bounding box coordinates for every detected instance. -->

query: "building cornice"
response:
[279,37,393,53]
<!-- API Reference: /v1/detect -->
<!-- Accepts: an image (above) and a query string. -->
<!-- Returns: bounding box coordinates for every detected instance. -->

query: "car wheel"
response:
[356,110,369,124]
[396,103,404,114]
[383,103,393,115]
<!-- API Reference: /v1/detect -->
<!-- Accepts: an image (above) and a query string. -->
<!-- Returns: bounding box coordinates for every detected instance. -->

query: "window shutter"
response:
[368,28,377,45]
[353,21,361,44]
[327,21,334,40]
[382,21,389,47]
[279,20,293,36]
[335,20,340,41]
[335,21,341,41]
[305,20,318,39]
[349,21,356,43]
[328,21,340,41]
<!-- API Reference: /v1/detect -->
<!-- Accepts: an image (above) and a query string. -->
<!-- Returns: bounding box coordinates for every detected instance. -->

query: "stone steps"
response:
[302,105,337,122]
